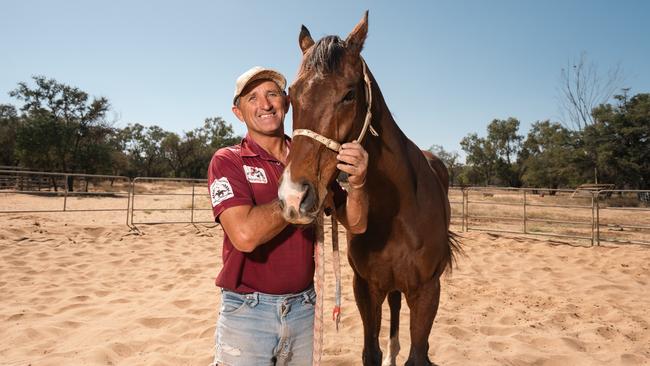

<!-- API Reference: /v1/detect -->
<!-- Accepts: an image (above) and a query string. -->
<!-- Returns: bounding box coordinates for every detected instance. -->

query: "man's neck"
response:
[248,131,289,164]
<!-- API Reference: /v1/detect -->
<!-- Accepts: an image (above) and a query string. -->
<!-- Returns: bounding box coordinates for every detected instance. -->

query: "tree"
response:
[487,118,523,186]
[558,52,624,131]
[427,144,463,185]
[160,117,241,178]
[0,104,20,166]
[519,120,578,188]
[120,117,241,178]
[120,123,170,177]
[588,93,650,189]
[460,118,523,186]
[460,133,497,185]
[201,117,240,149]
[10,76,113,178]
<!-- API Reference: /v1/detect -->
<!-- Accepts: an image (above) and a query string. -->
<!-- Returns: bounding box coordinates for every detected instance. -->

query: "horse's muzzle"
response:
[278,168,319,224]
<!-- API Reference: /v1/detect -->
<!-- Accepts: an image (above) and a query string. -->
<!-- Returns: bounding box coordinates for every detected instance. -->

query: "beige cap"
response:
[233,66,287,105]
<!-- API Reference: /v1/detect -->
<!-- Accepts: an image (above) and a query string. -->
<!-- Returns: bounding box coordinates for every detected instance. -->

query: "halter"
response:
[292,58,379,152]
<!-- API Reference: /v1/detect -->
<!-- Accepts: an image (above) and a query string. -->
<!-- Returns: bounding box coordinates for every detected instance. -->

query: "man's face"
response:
[232,79,288,136]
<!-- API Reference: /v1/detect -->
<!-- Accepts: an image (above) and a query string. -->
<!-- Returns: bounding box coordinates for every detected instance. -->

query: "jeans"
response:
[212,286,315,366]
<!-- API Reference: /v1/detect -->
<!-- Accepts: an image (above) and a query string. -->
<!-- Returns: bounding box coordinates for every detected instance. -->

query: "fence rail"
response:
[2,169,648,246]
[130,177,213,226]
[0,169,131,226]
[449,186,650,246]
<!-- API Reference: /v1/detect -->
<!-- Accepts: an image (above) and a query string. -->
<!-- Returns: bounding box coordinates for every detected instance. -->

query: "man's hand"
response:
[336,142,368,189]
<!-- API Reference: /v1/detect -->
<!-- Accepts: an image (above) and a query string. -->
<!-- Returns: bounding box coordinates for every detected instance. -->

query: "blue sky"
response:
[2,0,648,158]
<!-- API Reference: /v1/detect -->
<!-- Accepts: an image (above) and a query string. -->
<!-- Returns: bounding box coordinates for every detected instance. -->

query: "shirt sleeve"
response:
[207,149,253,222]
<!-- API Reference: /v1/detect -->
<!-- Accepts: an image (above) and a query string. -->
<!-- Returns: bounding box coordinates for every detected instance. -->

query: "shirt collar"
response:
[240,133,292,162]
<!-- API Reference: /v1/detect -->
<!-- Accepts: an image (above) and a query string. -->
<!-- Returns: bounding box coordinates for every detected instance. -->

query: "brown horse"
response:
[277,12,458,366]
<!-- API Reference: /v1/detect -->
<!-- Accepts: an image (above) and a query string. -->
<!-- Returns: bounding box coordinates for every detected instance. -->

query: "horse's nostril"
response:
[288,207,297,220]
[299,181,316,214]
[278,199,285,210]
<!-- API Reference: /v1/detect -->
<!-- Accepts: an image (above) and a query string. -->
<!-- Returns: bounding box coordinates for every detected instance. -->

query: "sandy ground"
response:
[1,194,649,365]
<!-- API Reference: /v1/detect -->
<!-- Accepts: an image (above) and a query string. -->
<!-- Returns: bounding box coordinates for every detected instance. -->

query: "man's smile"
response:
[259,112,276,118]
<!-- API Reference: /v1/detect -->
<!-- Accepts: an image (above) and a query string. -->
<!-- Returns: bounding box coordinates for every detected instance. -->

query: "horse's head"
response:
[278,12,371,225]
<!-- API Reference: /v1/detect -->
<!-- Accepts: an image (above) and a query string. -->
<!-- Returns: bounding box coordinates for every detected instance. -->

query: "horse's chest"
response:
[348,243,405,284]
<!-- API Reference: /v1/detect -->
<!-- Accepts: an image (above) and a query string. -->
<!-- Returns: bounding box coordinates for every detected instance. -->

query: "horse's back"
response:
[422,150,449,193]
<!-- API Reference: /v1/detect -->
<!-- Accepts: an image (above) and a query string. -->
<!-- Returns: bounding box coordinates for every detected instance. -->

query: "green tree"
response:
[460,118,523,186]
[487,118,523,186]
[428,144,463,185]
[588,93,650,189]
[520,120,577,188]
[460,133,497,185]
[119,117,240,178]
[120,123,170,177]
[0,104,20,166]
[201,117,240,149]
[10,76,113,177]
[160,117,241,178]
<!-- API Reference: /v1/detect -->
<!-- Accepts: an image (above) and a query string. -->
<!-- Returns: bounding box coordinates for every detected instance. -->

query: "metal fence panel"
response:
[449,186,649,246]
[0,169,131,225]
[130,177,214,226]
[2,169,647,246]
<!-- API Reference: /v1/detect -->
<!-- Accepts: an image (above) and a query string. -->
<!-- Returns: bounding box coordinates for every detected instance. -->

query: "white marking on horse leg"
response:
[381,335,400,366]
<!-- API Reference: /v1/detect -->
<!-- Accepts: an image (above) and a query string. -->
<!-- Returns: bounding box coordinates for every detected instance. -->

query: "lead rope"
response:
[331,215,341,330]
[313,212,342,366]
[313,213,325,366]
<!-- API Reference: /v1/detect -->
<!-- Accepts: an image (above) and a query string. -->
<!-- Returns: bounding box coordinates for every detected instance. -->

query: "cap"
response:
[233,66,287,105]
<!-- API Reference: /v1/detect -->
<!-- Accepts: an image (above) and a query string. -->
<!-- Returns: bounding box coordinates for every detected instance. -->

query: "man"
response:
[208,66,369,365]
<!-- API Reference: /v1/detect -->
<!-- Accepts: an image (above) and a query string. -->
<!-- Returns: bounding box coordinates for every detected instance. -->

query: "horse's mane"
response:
[305,35,346,74]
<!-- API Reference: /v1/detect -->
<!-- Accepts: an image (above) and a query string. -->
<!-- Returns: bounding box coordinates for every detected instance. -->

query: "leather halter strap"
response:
[292,58,378,152]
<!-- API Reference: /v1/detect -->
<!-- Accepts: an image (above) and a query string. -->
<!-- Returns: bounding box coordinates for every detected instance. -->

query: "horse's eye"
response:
[342,90,355,103]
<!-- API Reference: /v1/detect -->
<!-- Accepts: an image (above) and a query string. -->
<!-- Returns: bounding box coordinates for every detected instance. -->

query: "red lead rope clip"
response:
[332,306,341,331]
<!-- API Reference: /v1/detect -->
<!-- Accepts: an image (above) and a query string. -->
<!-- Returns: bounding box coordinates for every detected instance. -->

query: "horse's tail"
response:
[444,230,463,274]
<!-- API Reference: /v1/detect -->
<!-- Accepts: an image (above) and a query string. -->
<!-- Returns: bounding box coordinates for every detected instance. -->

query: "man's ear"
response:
[232,105,245,122]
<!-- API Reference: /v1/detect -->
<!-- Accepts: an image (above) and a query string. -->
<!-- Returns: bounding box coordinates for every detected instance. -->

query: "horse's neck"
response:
[366,86,414,184]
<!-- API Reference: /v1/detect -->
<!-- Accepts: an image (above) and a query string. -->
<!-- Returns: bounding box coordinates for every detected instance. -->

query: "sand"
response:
[1,196,649,365]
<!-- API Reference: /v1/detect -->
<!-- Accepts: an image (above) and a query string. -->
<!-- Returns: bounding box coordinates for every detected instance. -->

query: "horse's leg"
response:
[353,274,386,366]
[382,291,401,366]
[404,276,441,366]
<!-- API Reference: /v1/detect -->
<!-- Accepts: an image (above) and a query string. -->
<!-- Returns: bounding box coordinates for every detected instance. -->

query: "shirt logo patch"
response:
[244,165,268,184]
[210,177,234,207]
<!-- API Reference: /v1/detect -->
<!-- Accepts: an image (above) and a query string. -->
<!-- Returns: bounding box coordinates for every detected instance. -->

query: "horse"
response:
[277,12,458,366]
[422,150,450,194]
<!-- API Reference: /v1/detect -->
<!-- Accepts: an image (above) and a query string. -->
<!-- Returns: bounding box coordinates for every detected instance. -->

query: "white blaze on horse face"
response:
[278,164,313,224]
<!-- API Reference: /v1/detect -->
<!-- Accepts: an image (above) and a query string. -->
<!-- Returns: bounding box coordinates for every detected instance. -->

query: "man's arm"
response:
[219,200,288,253]
[335,142,369,234]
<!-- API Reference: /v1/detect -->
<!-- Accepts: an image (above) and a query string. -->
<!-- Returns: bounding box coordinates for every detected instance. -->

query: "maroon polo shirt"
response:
[208,134,344,295]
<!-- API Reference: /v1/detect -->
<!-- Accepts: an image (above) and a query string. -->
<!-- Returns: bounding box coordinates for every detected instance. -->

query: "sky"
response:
[2,0,649,159]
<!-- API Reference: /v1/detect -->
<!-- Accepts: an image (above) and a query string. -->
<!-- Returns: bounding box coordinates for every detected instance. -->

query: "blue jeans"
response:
[212,286,315,366]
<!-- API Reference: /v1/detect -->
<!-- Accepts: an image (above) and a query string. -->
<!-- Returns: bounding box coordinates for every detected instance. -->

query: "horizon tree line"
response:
[1,75,648,190]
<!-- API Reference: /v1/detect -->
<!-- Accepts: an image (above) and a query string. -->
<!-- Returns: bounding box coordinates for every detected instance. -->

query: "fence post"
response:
[523,190,527,234]
[191,182,195,224]
[463,188,469,232]
[590,193,595,246]
[596,191,601,246]
[131,179,136,227]
[126,179,132,227]
[63,174,68,211]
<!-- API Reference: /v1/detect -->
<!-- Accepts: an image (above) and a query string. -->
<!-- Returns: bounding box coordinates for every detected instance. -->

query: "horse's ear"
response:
[299,25,315,54]
[346,10,368,55]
